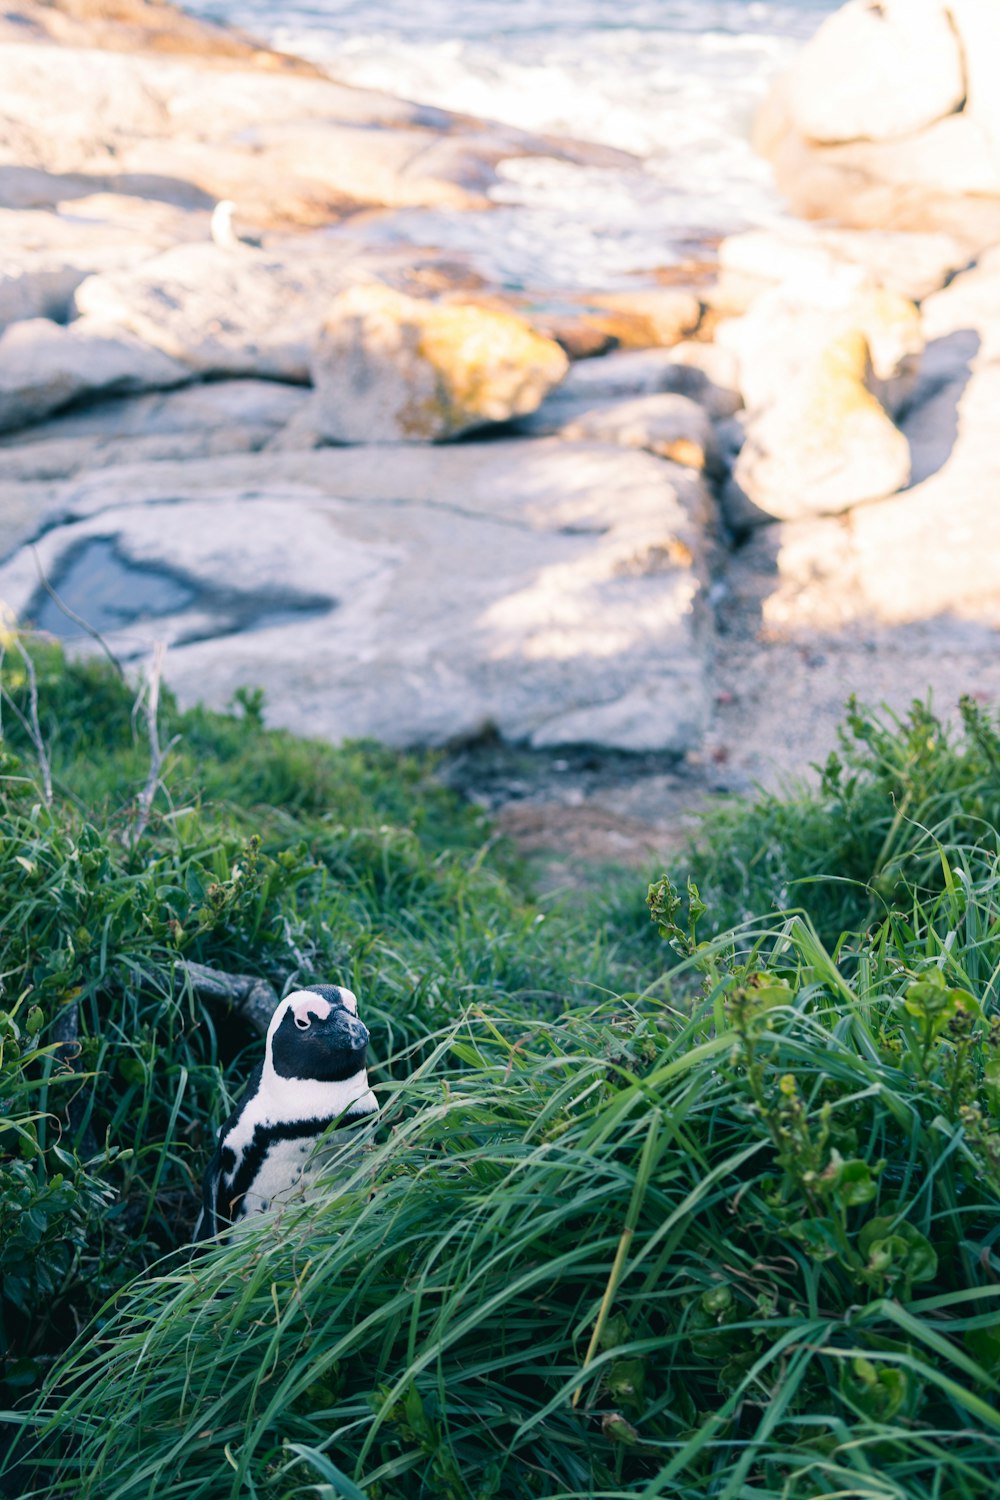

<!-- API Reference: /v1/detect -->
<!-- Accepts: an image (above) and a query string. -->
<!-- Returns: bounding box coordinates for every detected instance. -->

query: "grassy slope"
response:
[3,652,1000,1498]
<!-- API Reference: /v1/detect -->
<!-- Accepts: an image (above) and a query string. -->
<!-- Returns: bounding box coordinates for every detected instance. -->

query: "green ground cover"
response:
[2,647,1000,1499]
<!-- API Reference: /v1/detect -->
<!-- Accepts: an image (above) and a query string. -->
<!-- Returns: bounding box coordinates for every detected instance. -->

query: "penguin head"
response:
[266,985,369,1084]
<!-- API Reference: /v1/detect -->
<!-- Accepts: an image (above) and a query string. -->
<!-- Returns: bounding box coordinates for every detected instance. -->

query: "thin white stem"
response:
[131,641,167,847]
[12,636,52,805]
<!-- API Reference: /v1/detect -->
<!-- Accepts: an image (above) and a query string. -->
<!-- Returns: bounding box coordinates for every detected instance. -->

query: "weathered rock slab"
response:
[0,379,310,479]
[0,316,190,432]
[309,285,569,442]
[0,37,636,226]
[520,344,742,439]
[755,1,1000,244]
[0,442,709,753]
[578,288,702,349]
[73,245,365,381]
[561,393,718,472]
[717,225,967,307]
[0,197,210,333]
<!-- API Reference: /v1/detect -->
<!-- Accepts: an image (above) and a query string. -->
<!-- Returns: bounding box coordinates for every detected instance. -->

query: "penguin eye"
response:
[294,1015,311,1031]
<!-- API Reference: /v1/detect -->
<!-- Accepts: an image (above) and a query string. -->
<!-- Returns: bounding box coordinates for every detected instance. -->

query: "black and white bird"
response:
[195,984,377,1240]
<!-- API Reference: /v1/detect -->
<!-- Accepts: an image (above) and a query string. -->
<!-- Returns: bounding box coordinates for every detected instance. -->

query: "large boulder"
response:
[731,329,911,523]
[0,317,190,432]
[787,0,965,145]
[0,442,709,754]
[755,0,1000,245]
[309,285,569,443]
[717,283,923,418]
[746,357,1000,635]
[939,0,1000,156]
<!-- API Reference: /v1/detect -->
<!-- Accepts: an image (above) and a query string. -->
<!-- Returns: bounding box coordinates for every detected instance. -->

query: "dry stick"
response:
[181,961,279,1037]
[11,635,53,805]
[131,641,167,847]
[30,545,125,681]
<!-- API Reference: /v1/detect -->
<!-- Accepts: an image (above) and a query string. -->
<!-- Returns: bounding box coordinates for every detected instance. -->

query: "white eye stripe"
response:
[294,1016,311,1030]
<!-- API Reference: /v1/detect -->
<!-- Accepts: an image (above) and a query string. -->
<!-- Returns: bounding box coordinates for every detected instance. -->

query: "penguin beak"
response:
[346,1017,370,1053]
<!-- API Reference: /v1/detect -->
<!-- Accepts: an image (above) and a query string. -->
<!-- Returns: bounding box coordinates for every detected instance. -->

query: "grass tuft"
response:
[2,652,1000,1497]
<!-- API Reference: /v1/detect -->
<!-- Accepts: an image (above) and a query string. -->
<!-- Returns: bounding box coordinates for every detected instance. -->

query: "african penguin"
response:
[195,984,377,1240]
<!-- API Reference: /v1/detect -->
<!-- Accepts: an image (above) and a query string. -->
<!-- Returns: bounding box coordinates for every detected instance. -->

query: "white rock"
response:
[717,226,967,306]
[561,393,719,472]
[943,0,1000,158]
[0,198,211,332]
[847,361,1000,625]
[0,380,309,479]
[0,442,709,754]
[522,345,741,436]
[920,256,1000,362]
[732,329,911,522]
[73,244,367,381]
[0,317,190,432]
[0,265,81,332]
[309,285,569,443]
[756,76,1000,246]
[756,358,1000,631]
[718,283,924,418]
[787,0,965,145]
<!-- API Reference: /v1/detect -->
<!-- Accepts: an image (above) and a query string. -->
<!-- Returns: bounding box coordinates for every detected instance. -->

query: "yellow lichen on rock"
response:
[312,284,568,444]
[733,326,911,520]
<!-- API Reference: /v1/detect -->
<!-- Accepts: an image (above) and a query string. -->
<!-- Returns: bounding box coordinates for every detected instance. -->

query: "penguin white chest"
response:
[239,1134,318,1216]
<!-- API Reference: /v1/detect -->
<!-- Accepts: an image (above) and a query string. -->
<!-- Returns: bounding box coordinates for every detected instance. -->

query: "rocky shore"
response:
[1,0,999,873]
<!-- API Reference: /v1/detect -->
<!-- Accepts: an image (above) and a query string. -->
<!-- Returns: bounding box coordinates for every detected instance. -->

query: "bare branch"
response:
[10,635,52,805]
[181,961,279,1037]
[131,642,167,847]
[30,546,125,682]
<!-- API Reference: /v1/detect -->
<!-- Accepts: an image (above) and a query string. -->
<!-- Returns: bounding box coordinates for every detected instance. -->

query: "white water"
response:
[185,0,836,290]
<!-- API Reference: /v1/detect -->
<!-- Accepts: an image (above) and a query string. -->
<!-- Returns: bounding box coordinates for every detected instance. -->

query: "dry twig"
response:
[131,642,173,847]
[181,961,279,1037]
[30,546,125,681]
[0,634,54,805]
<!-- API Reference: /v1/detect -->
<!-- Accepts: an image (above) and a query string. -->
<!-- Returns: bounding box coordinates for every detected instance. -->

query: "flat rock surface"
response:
[0,441,710,754]
[0,34,633,225]
[0,316,190,431]
[0,379,310,479]
[74,244,368,381]
[717,225,967,306]
[0,0,998,882]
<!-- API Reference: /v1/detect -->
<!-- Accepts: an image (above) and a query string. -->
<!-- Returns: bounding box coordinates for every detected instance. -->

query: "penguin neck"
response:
[259,1060,377,1124]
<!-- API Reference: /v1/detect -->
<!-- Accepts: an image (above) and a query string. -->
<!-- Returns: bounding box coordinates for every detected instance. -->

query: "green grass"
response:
[3,648,1000,1498]
[0,645,655,1403]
